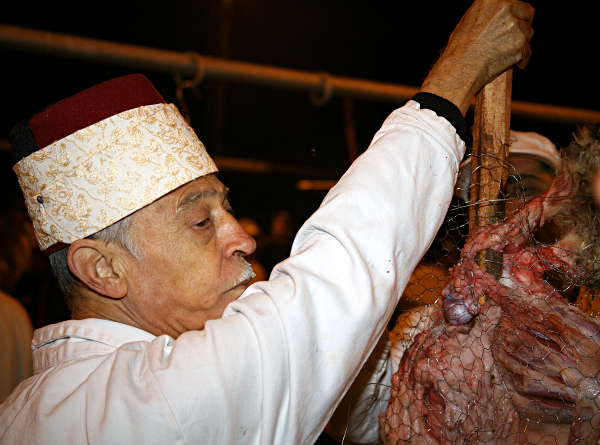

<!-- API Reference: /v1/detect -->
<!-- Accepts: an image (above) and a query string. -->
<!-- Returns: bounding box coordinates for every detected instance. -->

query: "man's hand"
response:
[420,0,534,115]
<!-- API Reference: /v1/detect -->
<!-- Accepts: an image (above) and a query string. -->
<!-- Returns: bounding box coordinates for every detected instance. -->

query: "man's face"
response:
[505,154,555,214]
[122,174,257,337]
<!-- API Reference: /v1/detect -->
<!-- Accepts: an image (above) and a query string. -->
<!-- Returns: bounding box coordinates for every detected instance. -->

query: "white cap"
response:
[455,130,560,202]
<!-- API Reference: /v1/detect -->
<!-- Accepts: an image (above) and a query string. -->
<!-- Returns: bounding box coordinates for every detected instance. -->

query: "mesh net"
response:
[380,123,600,444]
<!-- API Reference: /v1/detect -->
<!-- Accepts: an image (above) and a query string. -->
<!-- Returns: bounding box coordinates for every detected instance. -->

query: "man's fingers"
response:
[516,45,532,70]
[511,0,535,25]
[514,5,534,70]
[516,16,534,43]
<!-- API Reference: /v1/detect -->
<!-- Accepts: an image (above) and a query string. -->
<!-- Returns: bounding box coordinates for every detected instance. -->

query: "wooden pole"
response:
[469,70,513,279]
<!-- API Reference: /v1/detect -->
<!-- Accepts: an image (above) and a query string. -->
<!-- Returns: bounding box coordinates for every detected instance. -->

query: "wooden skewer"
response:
[469,69,513,280]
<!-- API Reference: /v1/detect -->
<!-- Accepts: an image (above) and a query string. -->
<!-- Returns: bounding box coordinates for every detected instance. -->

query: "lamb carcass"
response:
[379,123,600,444]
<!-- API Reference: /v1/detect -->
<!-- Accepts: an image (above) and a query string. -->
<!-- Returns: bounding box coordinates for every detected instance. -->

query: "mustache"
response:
[227,258,256,290]
[239,259,256,283]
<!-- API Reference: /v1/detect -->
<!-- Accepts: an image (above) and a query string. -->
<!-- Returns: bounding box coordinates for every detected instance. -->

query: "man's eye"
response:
[520,186,540,197]
[196,218,210,227]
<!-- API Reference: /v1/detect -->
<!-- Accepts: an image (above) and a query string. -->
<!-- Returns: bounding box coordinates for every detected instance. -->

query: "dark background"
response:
[1,0,598,228]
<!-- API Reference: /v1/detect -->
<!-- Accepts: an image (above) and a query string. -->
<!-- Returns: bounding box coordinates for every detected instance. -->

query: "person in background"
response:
[0,290,33,403]
[456,130,560,213]
[0,209,35,404]
[0,153,35,403]
[255,210,299,275]
[0,151,70,329]
[0,0,533,442]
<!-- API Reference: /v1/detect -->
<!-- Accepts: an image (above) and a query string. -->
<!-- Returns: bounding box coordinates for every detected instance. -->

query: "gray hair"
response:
[48,213,142,312]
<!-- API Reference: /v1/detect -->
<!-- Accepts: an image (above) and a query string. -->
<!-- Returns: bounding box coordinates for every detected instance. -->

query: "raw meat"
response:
[379,124,600,444]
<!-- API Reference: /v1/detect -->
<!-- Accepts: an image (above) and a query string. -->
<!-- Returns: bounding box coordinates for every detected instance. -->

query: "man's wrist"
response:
[419,50,483,116]
[412,92,466,138]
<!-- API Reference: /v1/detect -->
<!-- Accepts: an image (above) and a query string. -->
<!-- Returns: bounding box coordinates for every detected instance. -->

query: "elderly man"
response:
[0,0,534,443]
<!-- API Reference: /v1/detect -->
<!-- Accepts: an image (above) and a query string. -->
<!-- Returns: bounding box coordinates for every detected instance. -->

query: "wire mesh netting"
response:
[379,123,600,444]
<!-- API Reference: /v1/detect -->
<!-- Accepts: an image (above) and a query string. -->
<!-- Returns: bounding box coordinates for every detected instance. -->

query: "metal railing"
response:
[1,24,599,125]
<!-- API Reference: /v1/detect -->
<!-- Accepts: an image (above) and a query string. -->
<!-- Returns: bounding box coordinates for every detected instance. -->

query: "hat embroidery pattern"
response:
[14,103,218,251]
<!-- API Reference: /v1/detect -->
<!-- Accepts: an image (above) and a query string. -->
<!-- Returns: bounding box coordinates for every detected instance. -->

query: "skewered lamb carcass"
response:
[379,123,600,444]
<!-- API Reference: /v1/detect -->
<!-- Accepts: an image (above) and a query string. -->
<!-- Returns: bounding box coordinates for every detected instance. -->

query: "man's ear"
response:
[67,239,128,299]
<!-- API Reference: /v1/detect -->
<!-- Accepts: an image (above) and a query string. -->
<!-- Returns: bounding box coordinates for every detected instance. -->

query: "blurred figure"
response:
[394,261,448,314]
[0,151,37,296]
[255,210,299,275]
[457,130,560,213]
[0,289,33,403]
[0,152,69,329]
[0,157,35,403]
[0,209,37,295]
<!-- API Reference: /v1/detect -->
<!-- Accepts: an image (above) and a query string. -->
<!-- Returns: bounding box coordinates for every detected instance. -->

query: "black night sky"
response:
[1,0,599,227]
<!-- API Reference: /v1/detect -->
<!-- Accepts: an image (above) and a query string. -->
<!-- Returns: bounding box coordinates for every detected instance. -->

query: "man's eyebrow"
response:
[177,187,230,214]
[507,173,542,183]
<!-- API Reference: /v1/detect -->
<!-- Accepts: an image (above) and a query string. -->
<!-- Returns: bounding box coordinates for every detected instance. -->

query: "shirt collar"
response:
[32,318,156,374]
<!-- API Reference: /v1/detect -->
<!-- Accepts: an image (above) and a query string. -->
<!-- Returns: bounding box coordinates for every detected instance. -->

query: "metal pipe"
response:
[0,24,417,103]
[1,24,600,124]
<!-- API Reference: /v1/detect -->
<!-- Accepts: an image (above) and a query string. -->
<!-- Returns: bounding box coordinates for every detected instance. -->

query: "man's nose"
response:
[221,213,257,258]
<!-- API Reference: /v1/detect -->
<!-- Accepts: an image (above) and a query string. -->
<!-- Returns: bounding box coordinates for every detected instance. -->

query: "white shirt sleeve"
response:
[192,101,463,444]
[119,101,463,445]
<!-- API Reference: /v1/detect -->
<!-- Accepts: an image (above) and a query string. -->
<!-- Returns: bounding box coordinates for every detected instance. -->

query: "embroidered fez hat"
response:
[11,74,218,254]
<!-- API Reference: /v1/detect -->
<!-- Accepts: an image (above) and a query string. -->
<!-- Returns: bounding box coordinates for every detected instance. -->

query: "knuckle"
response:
[498,2,512,15]
[505,18,518,32]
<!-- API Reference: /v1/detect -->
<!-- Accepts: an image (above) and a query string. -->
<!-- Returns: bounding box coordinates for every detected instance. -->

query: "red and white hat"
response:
[11,74,218,254]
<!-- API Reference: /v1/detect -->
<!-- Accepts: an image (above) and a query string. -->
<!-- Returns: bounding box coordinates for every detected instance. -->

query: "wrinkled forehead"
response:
[138,173,226,216]
[176,175,229,212]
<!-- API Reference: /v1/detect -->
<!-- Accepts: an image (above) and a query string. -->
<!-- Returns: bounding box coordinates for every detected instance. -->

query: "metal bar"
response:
[1,24,599,123]
[0,24,417,103]
[510,101,600,125]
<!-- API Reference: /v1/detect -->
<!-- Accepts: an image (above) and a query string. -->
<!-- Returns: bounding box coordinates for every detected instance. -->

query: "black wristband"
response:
[412,92,466,138]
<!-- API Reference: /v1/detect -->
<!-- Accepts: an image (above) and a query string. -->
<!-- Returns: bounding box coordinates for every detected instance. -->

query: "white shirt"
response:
[0,101,464,445]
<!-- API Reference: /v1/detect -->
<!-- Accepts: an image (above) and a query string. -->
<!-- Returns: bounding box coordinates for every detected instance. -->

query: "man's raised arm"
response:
[324,0,534,443]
